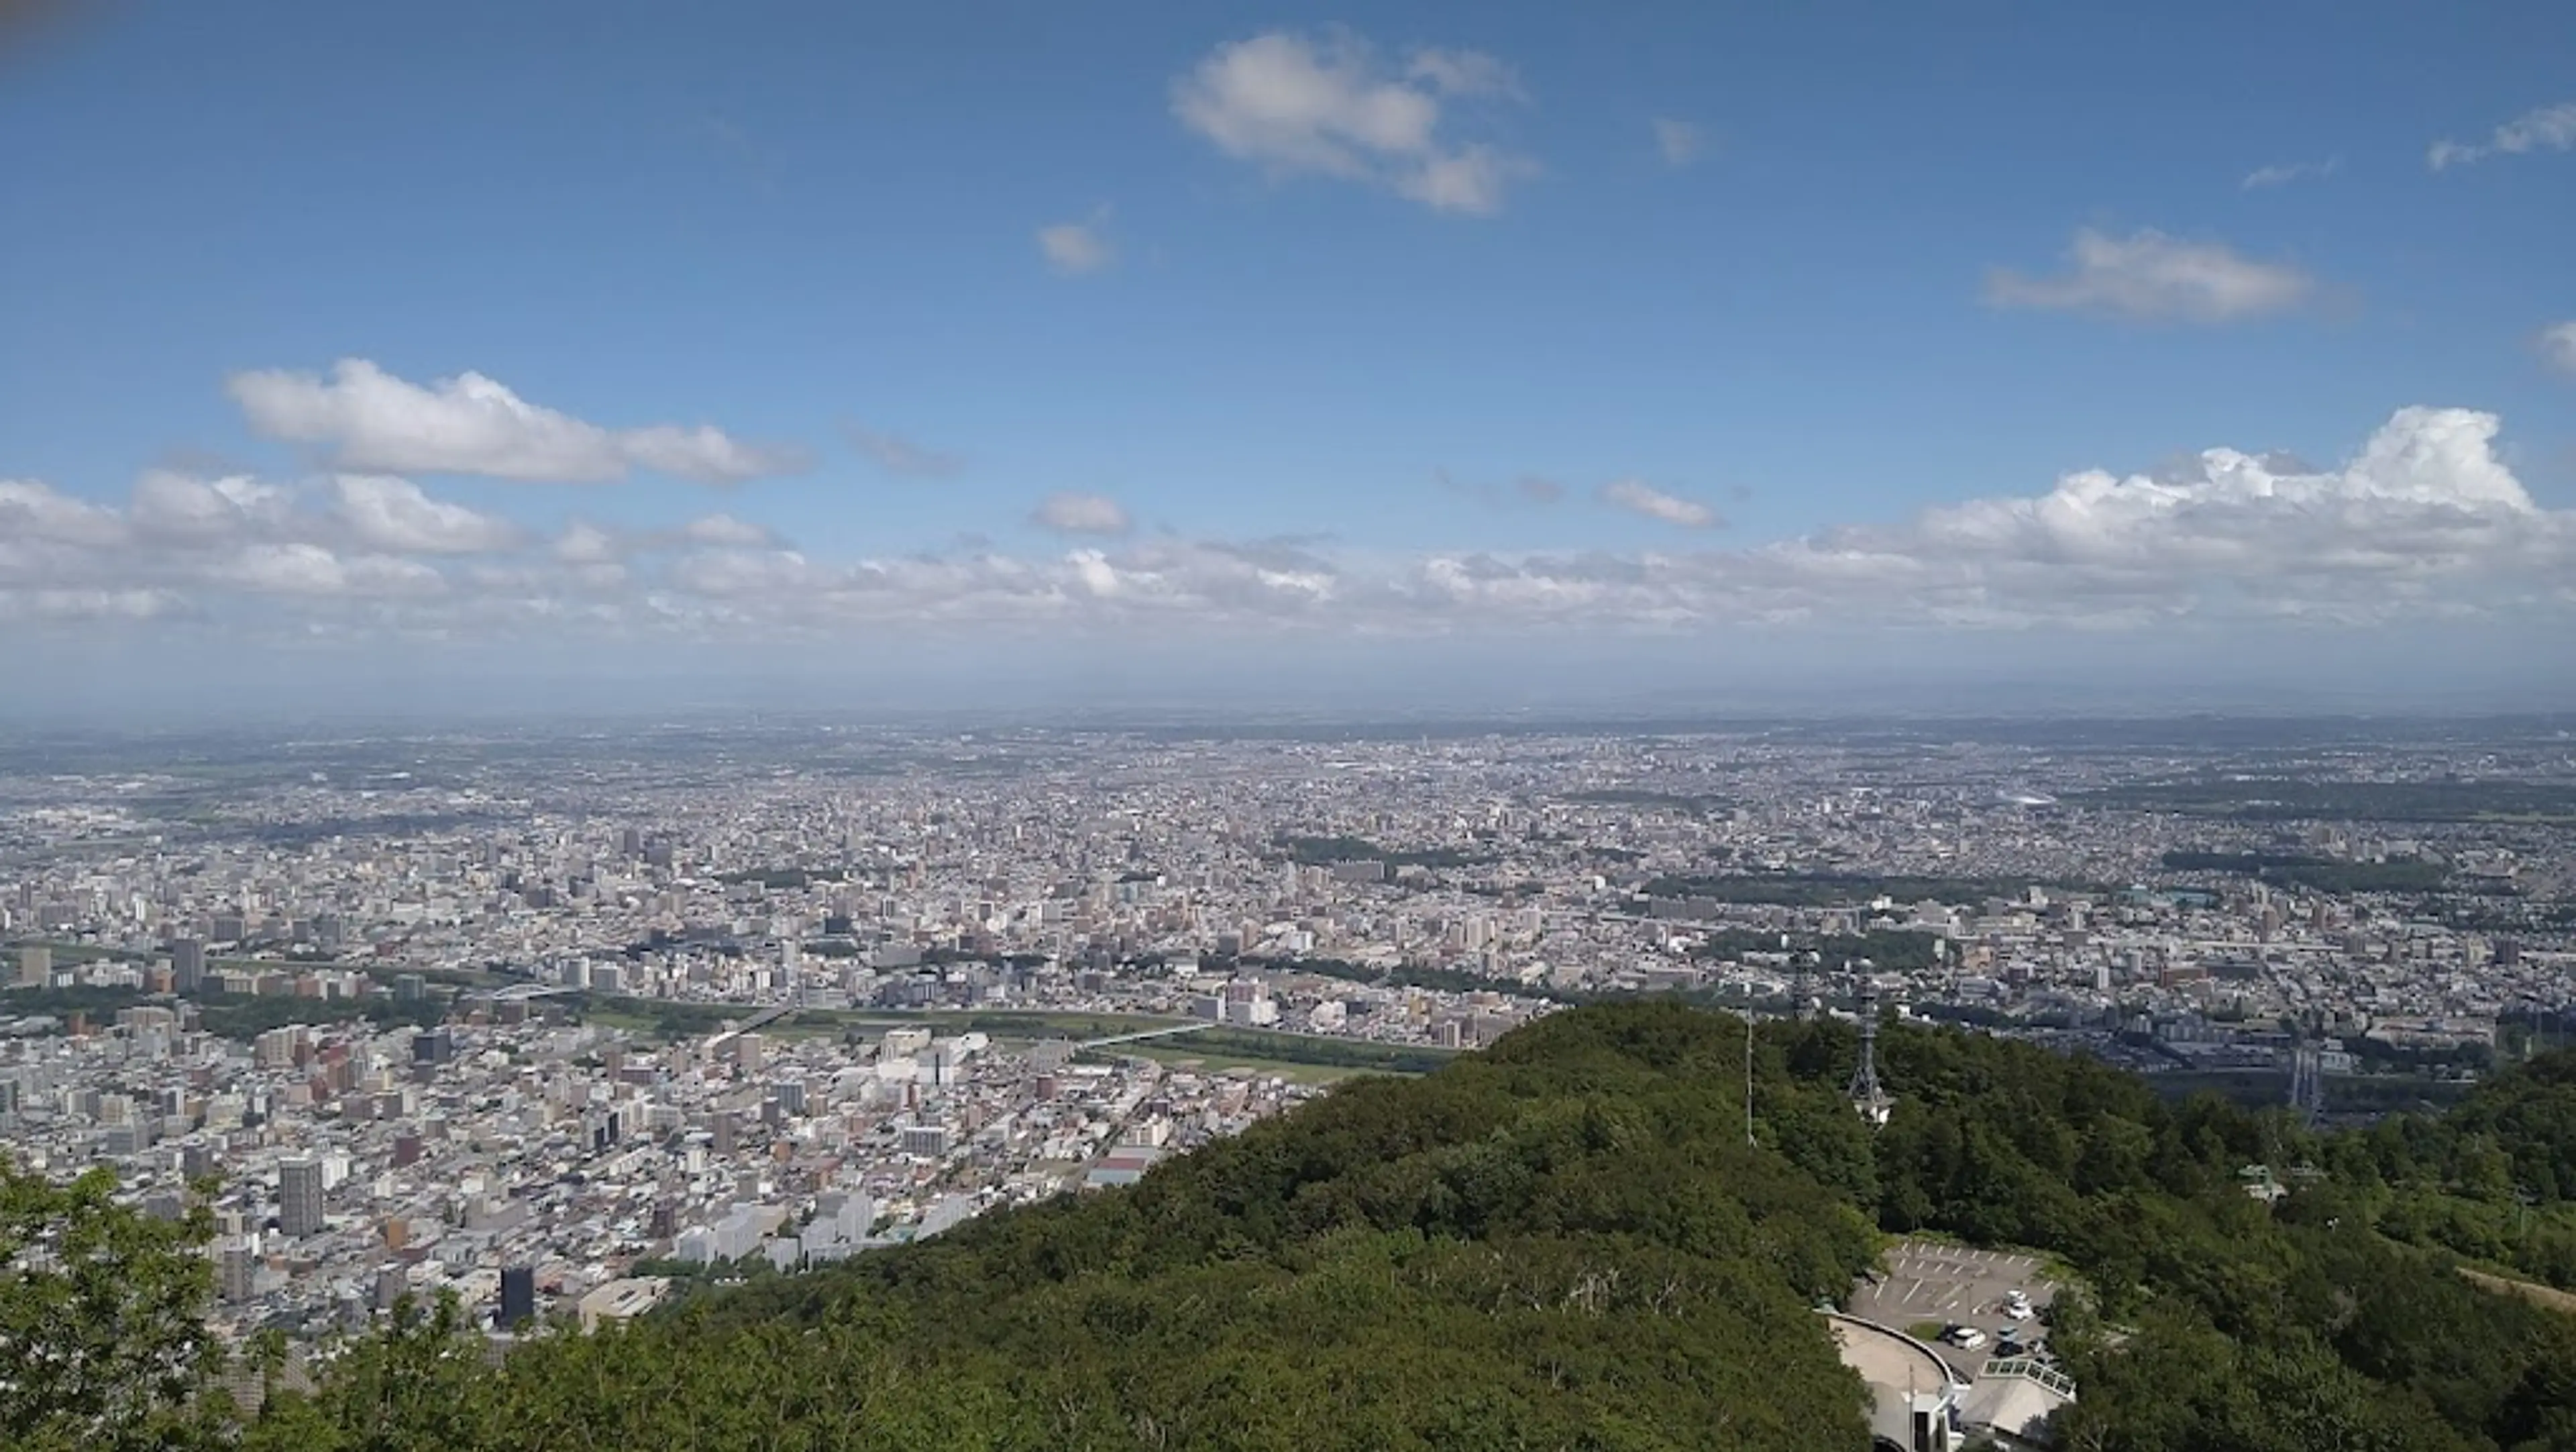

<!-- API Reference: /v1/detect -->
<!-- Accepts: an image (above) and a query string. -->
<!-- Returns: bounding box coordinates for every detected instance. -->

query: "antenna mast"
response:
[1745,1014,1756,1146]
[1848,972,1893,1128]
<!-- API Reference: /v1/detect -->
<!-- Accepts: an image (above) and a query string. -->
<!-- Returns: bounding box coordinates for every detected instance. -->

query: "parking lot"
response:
[1847,1239,2056,1381]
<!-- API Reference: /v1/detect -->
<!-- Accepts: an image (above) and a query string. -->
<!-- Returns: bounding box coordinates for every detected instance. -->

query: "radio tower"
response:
[1848,979,1892,1128]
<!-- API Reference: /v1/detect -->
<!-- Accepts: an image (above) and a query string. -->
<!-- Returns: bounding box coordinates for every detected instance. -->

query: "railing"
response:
[1976,1355,2076,1400]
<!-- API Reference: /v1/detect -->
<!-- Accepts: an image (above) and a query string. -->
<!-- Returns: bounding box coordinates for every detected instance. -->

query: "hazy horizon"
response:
[5,4,2573,720]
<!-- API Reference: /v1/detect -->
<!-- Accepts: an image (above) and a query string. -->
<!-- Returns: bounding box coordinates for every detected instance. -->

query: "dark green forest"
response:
[11,1004,2576,1451]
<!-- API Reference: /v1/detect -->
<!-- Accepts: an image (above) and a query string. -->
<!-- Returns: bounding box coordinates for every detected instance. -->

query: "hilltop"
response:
[15,1003,2576,1451]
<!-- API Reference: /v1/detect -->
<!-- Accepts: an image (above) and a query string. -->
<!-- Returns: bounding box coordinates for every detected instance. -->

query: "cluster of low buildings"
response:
[2,721,2571,1343]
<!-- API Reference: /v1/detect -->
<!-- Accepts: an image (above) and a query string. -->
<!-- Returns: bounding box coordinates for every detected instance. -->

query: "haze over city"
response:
[5,1,2573,717]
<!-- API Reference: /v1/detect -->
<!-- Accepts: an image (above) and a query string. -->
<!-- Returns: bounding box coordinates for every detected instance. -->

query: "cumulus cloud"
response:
[215,543,446,598]
[1984,228,2316,323]
[1037,211,1116,274]
[2241,155,2339,190]
[129,471,290,546]
[2429,99,2576,170]
[227,358,807,484]
[1600,478,1721,529]
[331,474,519,554]
[1653,118,1705,167]
[1030,491,1132,537]
[845,425,963,479]
[7,409,2571,643]
[552,519,627,566]
[1173,29,1534,215]
[2540,321,2576,376]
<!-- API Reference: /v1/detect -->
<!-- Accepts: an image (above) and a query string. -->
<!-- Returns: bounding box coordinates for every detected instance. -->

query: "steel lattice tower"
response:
[1849,980,1892,1127]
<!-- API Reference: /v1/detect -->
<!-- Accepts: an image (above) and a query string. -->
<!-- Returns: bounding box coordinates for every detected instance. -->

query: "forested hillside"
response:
[12,1004,2576,1451]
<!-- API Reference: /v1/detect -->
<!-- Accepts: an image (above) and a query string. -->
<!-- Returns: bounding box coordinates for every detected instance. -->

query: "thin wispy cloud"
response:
[1030,490,1131,536]
[227,359,807,484]
[1653,118,1705,168]
[1037,208,1117,274]
[1599,478,1720,529]
[1984,228,2316,324]
[1172,28,1535,215]
[2541,321,2576,376]
[845,425,963,480]
[2241,155,2339,191]
[2429,99,2576,170]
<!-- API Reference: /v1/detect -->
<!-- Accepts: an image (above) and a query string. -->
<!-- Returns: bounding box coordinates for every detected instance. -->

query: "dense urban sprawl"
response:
[3,717,2571,1348]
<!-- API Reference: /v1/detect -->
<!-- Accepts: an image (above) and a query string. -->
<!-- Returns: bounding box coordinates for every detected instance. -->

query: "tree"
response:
[0,1157,225,1451]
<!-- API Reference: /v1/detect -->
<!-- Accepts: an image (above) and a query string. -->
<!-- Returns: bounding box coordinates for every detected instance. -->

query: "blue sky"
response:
[2,1,2573,711]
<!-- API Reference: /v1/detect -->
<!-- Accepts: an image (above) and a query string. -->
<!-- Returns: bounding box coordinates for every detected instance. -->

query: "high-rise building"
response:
[499,1265,537,1329]
[278,1157,326,1237]
[17,944,52,989]
[217,1239,257,1302]
[169,937,206,992]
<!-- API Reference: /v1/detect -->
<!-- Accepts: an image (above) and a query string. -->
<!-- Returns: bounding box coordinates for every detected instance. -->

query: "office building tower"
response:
[412,1026,454,1064]
[218,1240,257,1302]
[499,1265,537,1329]
[169,937,205,992]
[278,1157,326,1237]
[16,944,52,988]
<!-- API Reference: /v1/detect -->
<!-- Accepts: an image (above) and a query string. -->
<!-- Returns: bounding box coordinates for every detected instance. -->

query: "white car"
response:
[1948,1327,1988,1350]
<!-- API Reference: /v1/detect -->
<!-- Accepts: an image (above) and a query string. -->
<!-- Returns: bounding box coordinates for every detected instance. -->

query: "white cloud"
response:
[2540,320,2576,376]
[1600,479,1720,529]
[1173,30,1534,215]
[619,425,804,484]
[1984,228,2316,323]
[2429,99,2576,170]
[1038,211,1116,275]
[227,359,806,484]
[552,519,627,566]
[845,425,962,479]
[129,471,289,546]
[331,474,519,554]
[1030,491,1132,536]
[7,410,2571,643]
[216,543,446,598]
[0,478,127,546]
[1653,118,1705,167]
[2241,155,2339,191]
